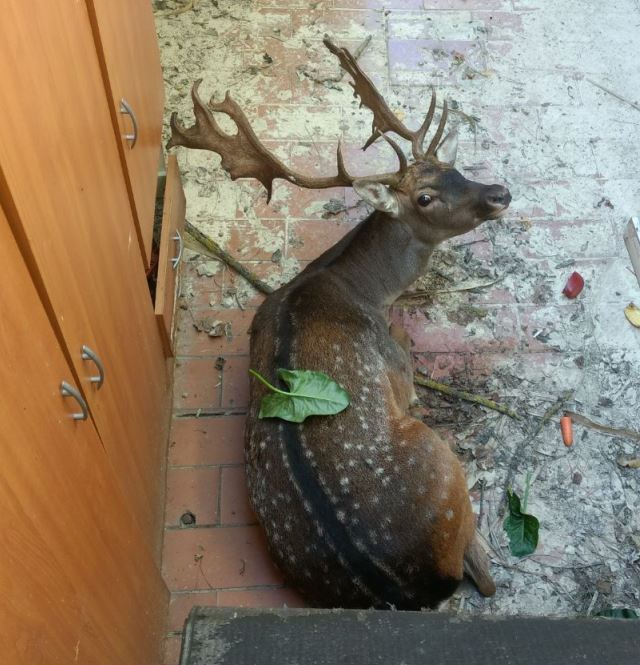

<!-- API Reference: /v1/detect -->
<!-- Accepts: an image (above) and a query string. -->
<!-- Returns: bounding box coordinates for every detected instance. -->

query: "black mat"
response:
[180,606,639,665]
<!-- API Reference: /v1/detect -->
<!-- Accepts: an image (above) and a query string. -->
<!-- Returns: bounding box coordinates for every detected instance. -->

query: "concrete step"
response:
[180,606,639,665]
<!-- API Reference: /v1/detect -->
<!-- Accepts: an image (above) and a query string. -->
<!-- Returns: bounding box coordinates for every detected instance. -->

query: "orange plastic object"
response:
[560,415,573,447]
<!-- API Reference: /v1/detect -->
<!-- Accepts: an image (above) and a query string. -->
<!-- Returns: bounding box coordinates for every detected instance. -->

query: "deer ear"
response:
[435,129,458,166]
[353,180,400,217]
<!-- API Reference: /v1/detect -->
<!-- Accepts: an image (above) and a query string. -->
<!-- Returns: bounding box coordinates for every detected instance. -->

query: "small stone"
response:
[180,511,196,526]
[572,471,582,485]
[196,261,220,277]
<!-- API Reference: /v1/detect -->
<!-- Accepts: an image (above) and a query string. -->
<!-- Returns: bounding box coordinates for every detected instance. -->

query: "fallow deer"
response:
[169,38,510,609]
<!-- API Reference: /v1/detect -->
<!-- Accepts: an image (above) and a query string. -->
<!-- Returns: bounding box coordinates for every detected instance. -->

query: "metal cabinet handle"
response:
[171,229,183,270]
[60,381,89,421]
[81,345,105,389]
[119,98,138,149]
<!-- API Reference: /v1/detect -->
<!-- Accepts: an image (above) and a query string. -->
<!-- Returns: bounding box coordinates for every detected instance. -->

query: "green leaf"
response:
[250,368,350,423]
[503,488,539,557]
[595,608,639,619]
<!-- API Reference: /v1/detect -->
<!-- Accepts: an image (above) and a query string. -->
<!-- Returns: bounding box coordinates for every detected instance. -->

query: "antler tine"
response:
[377,132,408,178]
[168,79,216,151]
[412,88,437,160]
[425,99,449,157]
[323,38,415,150]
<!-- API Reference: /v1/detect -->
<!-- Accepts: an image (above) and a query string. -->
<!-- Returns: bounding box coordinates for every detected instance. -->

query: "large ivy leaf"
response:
[251,368,350,423]
[503,488,539,557]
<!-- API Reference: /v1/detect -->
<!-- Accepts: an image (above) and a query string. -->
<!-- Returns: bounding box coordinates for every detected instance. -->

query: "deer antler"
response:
[167,39,449,200]
[168,80,357,202]
[322,37,448,160]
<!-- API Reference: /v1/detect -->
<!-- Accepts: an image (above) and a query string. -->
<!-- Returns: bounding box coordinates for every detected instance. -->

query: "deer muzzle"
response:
[482,184,512,217]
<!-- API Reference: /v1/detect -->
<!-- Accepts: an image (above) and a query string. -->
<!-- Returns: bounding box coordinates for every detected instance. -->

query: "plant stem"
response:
[522,470,532,513]
[413,373,520,420]
[248,369,288,395]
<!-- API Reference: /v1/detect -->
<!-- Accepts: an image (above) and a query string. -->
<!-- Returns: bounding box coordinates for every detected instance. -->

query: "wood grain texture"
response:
[86,0,166,268]
[0,206,168,665]
[156,153,186,356]
[0,0,170,553]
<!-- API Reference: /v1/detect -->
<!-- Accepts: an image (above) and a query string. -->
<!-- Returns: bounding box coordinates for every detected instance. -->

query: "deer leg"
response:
[463,535,496,597]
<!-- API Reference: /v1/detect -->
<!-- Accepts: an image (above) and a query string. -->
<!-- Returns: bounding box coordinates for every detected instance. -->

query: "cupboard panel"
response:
[0,0,169,549]
[0,207,168,665]
[86,0,166,268]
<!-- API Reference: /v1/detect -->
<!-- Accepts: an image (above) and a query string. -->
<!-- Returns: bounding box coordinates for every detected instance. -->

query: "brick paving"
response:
[155,1,640,661]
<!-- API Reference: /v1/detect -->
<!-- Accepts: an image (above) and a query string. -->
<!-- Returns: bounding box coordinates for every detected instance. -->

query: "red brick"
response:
[217,587,306,609]
[391,305,520,353]
[163,635,183,665]
[287,218,357,261]
[173,358,222,410]
[224,259,300,308]
[162,526,282,591]
[291,8,384,40]
[168,592,218,632]
[220,466,257,526]
[176,309,255,357]
[168,416,246,467]
[228,219,286,263]
[165,467,220,528]
[221,355,251,409]
[413,352,469,382]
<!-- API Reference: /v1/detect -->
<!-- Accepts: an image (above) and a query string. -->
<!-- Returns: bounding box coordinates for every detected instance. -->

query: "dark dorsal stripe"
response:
[273,276,410,608]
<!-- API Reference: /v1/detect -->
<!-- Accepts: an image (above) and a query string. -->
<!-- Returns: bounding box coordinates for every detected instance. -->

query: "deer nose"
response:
[485,185,511,209]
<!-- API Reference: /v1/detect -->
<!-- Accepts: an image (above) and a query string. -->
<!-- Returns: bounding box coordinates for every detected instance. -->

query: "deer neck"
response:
[330,211,435,309]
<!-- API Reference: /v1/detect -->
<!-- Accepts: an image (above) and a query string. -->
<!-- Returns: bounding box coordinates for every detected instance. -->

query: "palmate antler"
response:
[322,38,448,160]
[167,38,448,201]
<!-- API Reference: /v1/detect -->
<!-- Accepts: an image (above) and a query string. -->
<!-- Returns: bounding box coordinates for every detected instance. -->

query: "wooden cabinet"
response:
[87,0,166,268]
[0,205,167,665]
[0,0,170,551]
[0,1,181,662]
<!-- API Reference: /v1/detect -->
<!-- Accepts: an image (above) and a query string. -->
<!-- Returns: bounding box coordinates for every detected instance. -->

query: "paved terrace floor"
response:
[153,1,640,662]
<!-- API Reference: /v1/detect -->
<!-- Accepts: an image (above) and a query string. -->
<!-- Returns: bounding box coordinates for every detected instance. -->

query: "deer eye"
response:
[417,193,432,207]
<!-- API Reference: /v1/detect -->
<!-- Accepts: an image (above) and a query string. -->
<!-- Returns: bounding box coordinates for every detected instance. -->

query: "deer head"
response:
[168,38,510,244]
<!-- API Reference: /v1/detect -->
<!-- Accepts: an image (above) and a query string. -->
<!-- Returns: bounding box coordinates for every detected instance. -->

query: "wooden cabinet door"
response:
[0,1,169,552]
[86,0,166,268]
[0,207,168,665]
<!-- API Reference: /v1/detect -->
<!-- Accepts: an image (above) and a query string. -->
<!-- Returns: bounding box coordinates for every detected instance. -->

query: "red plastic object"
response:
[562,271,584,299]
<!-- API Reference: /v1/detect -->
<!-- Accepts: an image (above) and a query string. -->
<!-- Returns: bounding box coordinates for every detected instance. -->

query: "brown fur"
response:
[245,160,509,609]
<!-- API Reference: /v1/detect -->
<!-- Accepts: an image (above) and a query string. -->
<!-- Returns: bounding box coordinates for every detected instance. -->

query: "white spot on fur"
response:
[445,509,454,521]
[337,510,346,522]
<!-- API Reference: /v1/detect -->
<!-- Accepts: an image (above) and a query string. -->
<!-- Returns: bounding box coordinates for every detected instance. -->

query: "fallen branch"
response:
[185,220,274,295]
[413,373,521,420]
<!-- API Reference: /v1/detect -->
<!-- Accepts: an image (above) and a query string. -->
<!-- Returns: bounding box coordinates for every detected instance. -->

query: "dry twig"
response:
[414,373,521,420]
[185,220,274,295]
